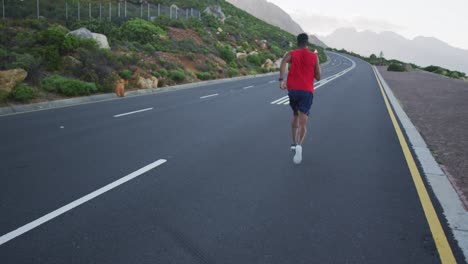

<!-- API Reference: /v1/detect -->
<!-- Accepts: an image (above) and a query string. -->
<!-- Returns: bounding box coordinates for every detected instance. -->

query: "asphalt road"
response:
[0,52,465,263]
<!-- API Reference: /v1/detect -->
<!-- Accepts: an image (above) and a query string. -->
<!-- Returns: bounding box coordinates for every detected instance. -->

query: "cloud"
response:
[289,11,405,35]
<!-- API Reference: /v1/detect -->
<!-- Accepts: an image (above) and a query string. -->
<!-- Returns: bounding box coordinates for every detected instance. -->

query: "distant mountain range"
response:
[226,0,327,48]
[320,28,468,73]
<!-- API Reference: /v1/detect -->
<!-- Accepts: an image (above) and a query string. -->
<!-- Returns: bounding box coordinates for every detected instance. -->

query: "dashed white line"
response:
[243,85,254,90]
[200,93,219,99]
[0,159,168,246]
[114,108,153,118]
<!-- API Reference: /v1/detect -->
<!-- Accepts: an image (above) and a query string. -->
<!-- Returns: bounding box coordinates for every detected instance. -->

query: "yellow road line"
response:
[372,67,457,264]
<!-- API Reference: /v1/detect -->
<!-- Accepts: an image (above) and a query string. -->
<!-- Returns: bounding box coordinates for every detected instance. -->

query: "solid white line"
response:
[200,93,219,99]
[283,100,290,105]
[243,85,254,89]
[114,108,153,118]
[271,96,288,104]
[0,159,167,246]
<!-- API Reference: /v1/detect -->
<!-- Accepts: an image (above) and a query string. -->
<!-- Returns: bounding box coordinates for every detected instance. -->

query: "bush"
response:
[387,63,405,72]
[121,19,165,44]
[158,69,168,78]
[144,43,156,53]
[169,70,186,82]
[62,34,99,53]
[196,72,212,80]
[218,46,235,63]
[11,84,35,101]
[11,53,42,71]
[40,25,68,47]
[247,54,262,67]
[228,68,239,77]
[424,65,440,72]
[41,75,98,96]
[119,70,133,80]
[0,90,10,102]
[41,45,61,70]
[249,70,257,75]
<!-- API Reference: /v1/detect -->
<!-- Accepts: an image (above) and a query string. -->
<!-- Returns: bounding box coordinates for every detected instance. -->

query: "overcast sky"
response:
[267,0,468,50]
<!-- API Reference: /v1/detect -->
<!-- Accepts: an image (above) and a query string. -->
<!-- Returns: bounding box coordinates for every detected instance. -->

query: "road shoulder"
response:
[374,66,468,263]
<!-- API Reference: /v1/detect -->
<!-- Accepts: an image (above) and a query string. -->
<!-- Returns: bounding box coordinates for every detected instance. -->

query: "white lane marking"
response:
[283,100,290,105]
[0,159,167,246]
[200,93,219,99]
[269,80,277,83]
[271,96,289,104]
[277,98,290,105]
[114,108,153,118]
[243,85,254,90]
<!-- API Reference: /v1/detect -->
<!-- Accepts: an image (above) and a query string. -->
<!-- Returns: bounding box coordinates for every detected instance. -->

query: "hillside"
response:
[0,0,327,105]
[321,28,468,74]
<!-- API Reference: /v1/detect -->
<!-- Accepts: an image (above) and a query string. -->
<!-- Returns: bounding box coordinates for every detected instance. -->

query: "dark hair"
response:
[297,33,309,47]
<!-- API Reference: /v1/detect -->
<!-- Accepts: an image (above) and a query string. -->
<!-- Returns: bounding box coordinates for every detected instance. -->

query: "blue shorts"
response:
[288,90,314,116]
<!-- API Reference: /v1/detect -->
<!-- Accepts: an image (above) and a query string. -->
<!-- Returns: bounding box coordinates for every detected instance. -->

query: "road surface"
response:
[0,52,465,263]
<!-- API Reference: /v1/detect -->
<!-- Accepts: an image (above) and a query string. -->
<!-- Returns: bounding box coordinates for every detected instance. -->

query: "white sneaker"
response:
[293,145,302,164]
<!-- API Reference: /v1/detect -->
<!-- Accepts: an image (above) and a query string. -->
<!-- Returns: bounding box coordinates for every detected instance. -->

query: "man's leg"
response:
[297,112,309,145]
[292,113,299,145]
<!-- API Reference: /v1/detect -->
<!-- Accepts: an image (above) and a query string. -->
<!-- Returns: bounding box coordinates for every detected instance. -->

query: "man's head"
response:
[297,33,309,48]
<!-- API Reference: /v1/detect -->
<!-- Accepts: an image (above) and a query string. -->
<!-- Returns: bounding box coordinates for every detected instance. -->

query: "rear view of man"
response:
[279,33,321,164]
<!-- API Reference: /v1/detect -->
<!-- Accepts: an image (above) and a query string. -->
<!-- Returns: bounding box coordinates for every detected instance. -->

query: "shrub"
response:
[41,75,98,96]
[387,63,405,72]
[158,69,168,78]
[11,84,35,101]
[218,46,235,63]
[249,70,257,75]
[62,35,99,53]
[144,43,156,53]
[11,53,42,71]
[228,68,239,77]
[99,72,120,93]
[247,54,262,67]
[169,70,186,82]
[119,70,133,80]
[423,65,440,72]
[0,90,10,102]
[196,72,212,80]
[121,19,165,44]
[449,72,460,79]
[41,45,61,70]
[40,25,68,47]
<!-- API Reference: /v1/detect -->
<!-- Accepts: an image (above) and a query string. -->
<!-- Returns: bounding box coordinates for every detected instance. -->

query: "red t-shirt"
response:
[286,48,317,93]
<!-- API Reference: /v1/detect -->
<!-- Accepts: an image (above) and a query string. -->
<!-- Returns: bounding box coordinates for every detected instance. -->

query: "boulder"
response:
[68,27,110,49]
[91,33,110,49]
[68,27,93,38]
[236,52,248,59]
[258,40,268,49]
[204,5,226,22]
[274,59,282,69]
[262,59,274,69]
[0,69,28,93]
[137,76,159,89]
[217,27,223,33]
[248,51,259,56]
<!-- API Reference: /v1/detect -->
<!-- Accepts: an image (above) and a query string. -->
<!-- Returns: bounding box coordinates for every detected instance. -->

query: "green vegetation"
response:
[0,0,329,105]
[11,84,35,102]
[388,63,406,72]
[41,75,98,96]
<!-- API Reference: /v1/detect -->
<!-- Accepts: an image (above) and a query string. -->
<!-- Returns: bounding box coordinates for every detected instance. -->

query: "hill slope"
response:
[0,0,326,104]
[321,28,468,74]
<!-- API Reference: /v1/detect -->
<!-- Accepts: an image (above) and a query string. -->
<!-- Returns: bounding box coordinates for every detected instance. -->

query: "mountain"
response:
[321,28,468,73]
[226,0,326,48]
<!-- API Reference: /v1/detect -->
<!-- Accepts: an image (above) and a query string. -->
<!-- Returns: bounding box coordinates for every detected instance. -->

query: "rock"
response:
[91,33,110,49]
[262,59,274,69]
[258,40,268,49]
[236,52,248,59]
[62,56,82,69]
[217,27,223,33]
[274,59,282,69]
[404,63,413,72]
[68,27,110,49]
[248,51,259,56]
[137,76,159,89]
[0,69,28,93]
[68,27,93,38]
[204,5,226,22]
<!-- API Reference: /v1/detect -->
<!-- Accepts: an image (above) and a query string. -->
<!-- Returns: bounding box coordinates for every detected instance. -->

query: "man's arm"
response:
[314,55,321,81]
[279,52,291,89]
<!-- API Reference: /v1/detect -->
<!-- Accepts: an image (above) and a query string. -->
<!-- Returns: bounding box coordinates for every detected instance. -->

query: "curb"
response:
[0,72,279,117]
[373,66,468,262]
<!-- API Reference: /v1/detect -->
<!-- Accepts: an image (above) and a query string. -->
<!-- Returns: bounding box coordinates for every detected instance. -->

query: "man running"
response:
[279,33,321,164]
